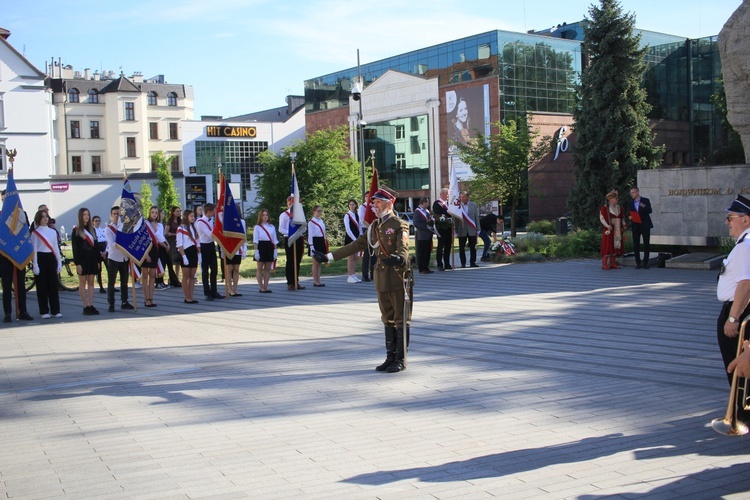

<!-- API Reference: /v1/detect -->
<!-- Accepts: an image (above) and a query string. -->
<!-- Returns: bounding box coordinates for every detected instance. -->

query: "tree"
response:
[708,76,745,165]
[256,126,361,245]
[139,180,154,212]
[568,0,664,229]
[456,116,551,237]
[152,151,180,214]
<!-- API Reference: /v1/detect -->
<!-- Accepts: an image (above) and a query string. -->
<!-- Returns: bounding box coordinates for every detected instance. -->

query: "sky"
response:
[4,0,742,119]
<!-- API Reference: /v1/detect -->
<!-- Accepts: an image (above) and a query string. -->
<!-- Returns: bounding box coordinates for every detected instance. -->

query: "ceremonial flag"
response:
[287,166,307,246]
[363,167,379,226]
[0,168,33,269]
[213,171,246,257]
[115,178,152,265]
[447,159,463,220]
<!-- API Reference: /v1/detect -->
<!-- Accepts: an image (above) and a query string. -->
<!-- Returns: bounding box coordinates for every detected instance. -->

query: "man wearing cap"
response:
[311,186,413,373]
[717,194,750,420]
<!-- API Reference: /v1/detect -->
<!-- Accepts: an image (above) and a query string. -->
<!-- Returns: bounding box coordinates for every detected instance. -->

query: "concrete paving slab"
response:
[1,261,750,498]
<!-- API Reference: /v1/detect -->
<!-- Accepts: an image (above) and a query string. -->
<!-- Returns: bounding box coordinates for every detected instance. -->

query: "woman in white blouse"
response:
[176,209,201,303]
[253,208,278,293]
[31,210,62,319]
[142,207,169,307]
[222,203,247,297]
[308,206,327,287]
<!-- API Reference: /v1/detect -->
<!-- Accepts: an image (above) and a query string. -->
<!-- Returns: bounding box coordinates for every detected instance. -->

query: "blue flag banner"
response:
[0,168,33,269]
[213,172,246,257]
[115,178,152,265]
[287,167,307,246]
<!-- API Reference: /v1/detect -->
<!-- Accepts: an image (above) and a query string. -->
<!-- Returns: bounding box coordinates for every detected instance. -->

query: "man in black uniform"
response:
[312,187,413,373]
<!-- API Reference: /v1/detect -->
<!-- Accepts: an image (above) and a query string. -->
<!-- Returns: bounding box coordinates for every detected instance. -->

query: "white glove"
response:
[33,264,40,275]
[182,255,189,266]
[326,252,334,262]
[254,250,260,261]
[57,261,62,273]
[198,254,202,265]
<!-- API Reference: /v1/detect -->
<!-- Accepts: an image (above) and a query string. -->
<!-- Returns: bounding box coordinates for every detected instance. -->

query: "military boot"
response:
[386,327,407,373]
[375,326,397,371]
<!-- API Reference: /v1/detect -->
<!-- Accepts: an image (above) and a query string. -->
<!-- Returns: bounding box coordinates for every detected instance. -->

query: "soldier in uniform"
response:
[312,187,413,373]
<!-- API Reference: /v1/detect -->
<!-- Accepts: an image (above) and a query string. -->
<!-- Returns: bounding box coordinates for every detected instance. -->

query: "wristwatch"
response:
[728,316,737,323]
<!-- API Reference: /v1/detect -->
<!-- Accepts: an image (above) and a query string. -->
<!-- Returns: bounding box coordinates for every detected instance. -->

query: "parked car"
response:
[399,212,416,235]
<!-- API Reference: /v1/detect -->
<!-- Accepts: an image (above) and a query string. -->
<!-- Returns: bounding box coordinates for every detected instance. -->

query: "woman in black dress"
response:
[71,207,102,315]
[142,207,168,307]
[252,208,278,293]
[177,209,200,303]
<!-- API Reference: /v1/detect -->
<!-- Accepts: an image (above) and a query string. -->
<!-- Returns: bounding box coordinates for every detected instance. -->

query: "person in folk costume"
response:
[312,186,414,373]
[279,195,305,291]
[30,210,63,319]
[164,206,183,287]
[344,199,362,284]
[308,205,328,287]
[221,202,247,297]
[599,190,626,270]
[91,214,108,293]
[142,206,168,307]
[104,206,134,312]
[177,209,201,303]
[71,207,102,315]
[253,208,279,293]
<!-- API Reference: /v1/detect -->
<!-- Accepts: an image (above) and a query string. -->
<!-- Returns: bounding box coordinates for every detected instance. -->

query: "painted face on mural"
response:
[456,100,468,123]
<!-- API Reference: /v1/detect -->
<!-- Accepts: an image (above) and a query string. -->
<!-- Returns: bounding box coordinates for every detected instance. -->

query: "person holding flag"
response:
[105,206,134,312]
[71,207,102,315]
[279,167,307,291]
[212,172,247,298]
[311,185,413,373]
[196,204,223,301]
[0,170,35,323]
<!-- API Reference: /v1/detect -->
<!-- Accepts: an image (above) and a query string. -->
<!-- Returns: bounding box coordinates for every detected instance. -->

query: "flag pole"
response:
[130,262,138,311]
[13,267,20,321]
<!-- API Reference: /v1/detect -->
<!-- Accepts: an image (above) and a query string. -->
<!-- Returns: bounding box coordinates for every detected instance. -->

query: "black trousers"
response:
[159,245,179,285]
[0,255,29,315]
[284,237,305,286]
[415,238,432,271]
[717,300,750,421]
[435,229,453,268]
[201,242,218,296]
[361,245,375,279]
[631,224,651,264]
[36,252,60,315]
[107,259,130,305]
[458,235,477,266]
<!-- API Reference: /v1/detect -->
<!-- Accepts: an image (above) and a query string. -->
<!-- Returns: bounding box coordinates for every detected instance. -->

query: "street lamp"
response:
[356,49,367,203]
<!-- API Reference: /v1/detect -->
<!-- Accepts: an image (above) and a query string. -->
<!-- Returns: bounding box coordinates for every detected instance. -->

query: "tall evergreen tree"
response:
[568,0,664,229]
[152,151,180,213]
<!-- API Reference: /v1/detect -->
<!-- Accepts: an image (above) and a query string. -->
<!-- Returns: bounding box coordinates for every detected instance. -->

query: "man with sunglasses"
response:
[717,194,750,418]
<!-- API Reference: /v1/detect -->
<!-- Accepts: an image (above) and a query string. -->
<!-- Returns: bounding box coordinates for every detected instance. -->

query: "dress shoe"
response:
[205,295,214,301]
[480,256,491,262]
[108,305,116,313]
[313,283,326,287]
[3,315,11,323]
[643,263,650,269]
[635,263,641,269]
[362,276,371,282]
[213,293,226,299]
[99,288,107,294]
[19,312,33,321]
[296,284,306,290]
[443,265,453,270]
[287,285,296,291]
[470,263,479,268]
[386,361,405,373]
[90,306,100,315]
[83,307,93,316]
[121,302,134,310]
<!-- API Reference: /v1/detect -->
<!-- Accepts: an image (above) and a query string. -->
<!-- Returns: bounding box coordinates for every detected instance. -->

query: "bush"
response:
[526,220,556,235]
[554,229,601,258]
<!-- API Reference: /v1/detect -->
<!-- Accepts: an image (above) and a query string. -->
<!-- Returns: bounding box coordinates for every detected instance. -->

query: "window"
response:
[90,121,100,139]
[170,155,180,172]
[395,125,405,140]
[395,153,406,168]
[71,156,82,173]
[147,91,157,106]
[169,122,178,140]
[70,120,80,138]
[68,88,80,103]
[126,137,136,157]
[0,95,5,129]
[149,122,158,140]
[167,92,177,106]
[88,89,99,104]
[124,102,135,121]
[91,155,101,173]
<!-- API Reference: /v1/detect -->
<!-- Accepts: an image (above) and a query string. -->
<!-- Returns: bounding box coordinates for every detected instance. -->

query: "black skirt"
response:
[183,246,199,269]
[224,253,242,265]
[141,244,160,269]
[256,240,275,263]
[311,236,327,254]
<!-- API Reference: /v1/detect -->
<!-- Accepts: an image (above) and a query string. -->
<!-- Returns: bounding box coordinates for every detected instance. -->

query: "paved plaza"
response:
[1,260,749,499]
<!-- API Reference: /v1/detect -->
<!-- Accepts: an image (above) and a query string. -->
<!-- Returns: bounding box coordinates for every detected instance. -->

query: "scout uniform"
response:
[327,187,414,372]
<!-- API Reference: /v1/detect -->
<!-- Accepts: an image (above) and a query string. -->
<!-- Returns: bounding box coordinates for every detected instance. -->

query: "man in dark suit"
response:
[412,197,434,274]
[628,187,653,269]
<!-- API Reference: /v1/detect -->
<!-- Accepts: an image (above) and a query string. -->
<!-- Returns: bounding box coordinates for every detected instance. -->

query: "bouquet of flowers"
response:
[434,214,453,231]
[491,237,516,256]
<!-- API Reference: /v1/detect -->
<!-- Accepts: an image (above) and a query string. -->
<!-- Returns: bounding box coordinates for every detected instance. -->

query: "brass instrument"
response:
[711,316,750,436]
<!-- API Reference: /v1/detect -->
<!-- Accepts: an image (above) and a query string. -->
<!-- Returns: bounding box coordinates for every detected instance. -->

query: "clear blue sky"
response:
[4,0,741,118]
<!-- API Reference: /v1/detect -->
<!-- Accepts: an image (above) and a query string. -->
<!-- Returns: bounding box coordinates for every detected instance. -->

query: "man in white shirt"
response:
[104,206,134,312]
[358,193,375,282]
[279,196,306,291]
[196,203,224,301]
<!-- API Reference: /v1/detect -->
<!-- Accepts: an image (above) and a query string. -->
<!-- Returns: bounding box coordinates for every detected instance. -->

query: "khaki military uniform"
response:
[332,214,413,328]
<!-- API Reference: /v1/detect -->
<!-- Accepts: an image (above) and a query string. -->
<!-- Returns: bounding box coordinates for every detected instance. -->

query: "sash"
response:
[33,229,59,259]
[75,227,96,248]
[177,226,198,248]
[145,222,165,275]
[197,218,212,239]
[462,208,477,231]
[310,219,329,253]
[258,224,277,269]
[346,212,360,237]
[437,199,448,211]
[107,224,118,234]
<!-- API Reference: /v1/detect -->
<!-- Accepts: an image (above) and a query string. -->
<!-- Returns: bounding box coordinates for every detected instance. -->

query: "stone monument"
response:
[718,0,750,163]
